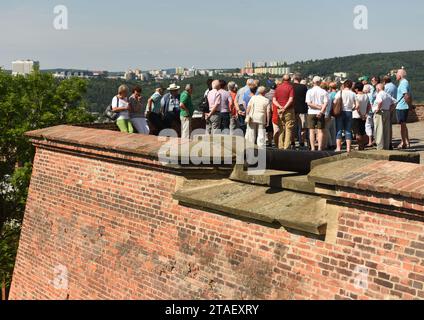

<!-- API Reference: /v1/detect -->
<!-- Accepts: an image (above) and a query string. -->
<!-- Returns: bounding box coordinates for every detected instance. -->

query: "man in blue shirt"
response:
[396,69,412,149]
[383,76,397,100]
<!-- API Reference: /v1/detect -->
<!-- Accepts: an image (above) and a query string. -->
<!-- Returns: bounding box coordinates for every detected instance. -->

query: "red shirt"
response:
[273,81,295,124]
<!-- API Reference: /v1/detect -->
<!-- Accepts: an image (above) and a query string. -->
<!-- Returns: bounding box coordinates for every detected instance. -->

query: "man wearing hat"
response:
[161,83,181,135]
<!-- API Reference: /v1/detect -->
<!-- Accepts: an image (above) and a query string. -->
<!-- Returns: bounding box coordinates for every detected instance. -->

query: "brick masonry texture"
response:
[9,126,424,300]
[409,105,424,123]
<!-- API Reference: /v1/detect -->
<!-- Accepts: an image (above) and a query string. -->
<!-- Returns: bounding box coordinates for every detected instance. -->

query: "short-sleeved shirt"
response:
[305,86,328,116]
[179,90,194,117]
[219,89,232,113]
[243,89,255,110]
[112,96,130,120]
[129,94,146,119]
[384,83,398,100]
[365,85,376,105]
[207,89,221,113]
[273,82,295,124]
[293,83,308,114]
[334,89,357,112]
[397,79,411,110]
[373,91,396,112]
[150,92,162,114]
[354,93,370,119]
[236,85,249,108]
[325,91,337,117]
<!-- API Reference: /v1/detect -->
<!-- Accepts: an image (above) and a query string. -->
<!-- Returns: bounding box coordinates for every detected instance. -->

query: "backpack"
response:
[105,96,120,121]
[200,90,210,113]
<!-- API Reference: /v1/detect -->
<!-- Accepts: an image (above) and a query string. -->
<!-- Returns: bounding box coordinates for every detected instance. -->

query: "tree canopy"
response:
[0,69,94,298]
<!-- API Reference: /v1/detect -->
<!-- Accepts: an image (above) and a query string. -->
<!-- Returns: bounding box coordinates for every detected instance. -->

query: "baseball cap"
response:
[358,76,369,82]
[313,76,322,83]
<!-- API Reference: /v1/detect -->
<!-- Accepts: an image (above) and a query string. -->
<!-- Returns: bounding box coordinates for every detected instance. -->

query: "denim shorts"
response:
[396,109,409,124]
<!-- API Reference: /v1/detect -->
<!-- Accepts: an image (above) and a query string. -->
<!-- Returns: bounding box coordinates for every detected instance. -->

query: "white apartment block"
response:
[12,60,39,76]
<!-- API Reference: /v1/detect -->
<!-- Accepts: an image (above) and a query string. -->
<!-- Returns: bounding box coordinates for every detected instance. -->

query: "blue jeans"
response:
[336,111,353,140]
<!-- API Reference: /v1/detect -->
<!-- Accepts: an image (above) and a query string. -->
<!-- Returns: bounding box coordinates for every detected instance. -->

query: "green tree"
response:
[0,68,94,299]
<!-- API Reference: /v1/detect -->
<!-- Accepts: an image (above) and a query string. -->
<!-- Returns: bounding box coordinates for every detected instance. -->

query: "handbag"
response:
[105,96,120,121]
[332,89,343,117]
[245,99,255,124]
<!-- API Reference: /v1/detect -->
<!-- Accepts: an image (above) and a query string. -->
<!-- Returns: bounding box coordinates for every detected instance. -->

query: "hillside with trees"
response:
[84,50,424,115]
[291,50,424,102]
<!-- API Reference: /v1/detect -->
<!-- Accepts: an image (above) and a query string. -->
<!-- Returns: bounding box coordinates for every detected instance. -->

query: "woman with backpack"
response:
[111,85,134,133]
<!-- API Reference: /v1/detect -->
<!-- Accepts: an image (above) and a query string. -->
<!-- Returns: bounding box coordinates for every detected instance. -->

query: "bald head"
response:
[397,69,407,81]
[212,80,220,90]
[283,74,290,82]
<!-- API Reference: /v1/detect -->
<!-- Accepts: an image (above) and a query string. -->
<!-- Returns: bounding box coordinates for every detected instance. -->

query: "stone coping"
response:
[173,179,327,236]
[310,150,420,170]
[229,164,315,194]
[26,125,238,167]
[309,158,424,201]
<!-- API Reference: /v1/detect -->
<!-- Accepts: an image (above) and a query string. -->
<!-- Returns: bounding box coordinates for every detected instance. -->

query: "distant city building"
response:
[241,60,290,76]
[334,72,348,78]
[124,70,136,81]
[175,67,185,76]
[12,60,39,76]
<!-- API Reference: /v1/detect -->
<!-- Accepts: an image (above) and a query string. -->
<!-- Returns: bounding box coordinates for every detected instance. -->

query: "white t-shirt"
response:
[353,94,370,119]
[373,91,396,112]
[334,89,356,112]
[306,86,328,115]
[112,96,129,120]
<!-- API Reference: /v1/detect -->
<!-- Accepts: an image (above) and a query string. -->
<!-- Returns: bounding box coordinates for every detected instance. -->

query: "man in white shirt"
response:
[305,76,328,151]
[373,84,396,150]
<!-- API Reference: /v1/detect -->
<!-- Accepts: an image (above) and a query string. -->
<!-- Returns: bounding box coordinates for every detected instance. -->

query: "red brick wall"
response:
[9,144,424,300]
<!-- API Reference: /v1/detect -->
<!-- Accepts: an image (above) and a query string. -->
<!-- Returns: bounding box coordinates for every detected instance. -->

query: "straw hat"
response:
[167,83,180,91]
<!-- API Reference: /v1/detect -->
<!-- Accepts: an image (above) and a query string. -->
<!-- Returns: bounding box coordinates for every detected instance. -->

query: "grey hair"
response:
[228,81,236,90]
[246,79,255,86]
[257,86,266,95]
[185,83,194,91]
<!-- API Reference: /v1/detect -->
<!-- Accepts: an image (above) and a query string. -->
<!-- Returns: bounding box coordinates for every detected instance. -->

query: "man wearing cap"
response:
[161,83,181,135]
[305,76,328,151]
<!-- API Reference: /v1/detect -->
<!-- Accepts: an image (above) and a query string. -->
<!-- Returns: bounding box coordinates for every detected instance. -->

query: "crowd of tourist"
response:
[109,68,413,152]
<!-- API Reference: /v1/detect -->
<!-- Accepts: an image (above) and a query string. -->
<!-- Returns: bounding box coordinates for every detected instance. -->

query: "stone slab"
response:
[173,179,327,235]
[230,165,315,194]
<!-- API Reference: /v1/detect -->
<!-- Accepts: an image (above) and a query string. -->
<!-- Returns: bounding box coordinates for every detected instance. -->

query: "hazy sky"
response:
[0,0,423,71]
